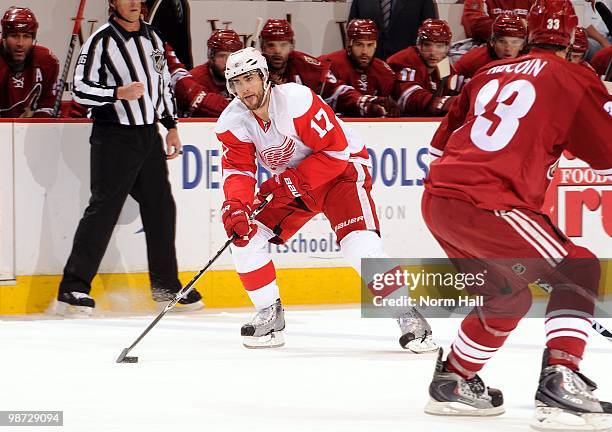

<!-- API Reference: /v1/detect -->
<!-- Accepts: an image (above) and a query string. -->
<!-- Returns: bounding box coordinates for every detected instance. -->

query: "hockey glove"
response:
[221,200,258,247]
[259,168,316,211]
[358,95,387,117]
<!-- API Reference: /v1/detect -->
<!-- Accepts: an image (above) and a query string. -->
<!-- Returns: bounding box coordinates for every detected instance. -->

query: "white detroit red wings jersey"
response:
[215,82,370,205]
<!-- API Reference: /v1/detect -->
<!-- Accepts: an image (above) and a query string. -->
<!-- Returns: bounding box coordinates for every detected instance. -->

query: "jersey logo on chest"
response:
[12,74,24,89]
[259,136,296,171]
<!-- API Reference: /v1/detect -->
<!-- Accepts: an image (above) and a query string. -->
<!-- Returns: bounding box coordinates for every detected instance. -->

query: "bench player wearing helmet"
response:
[170,29,243,117]
[0,6,59,118]
[259,19,389,118]
[387,19,464,116]
[215,47,438,351]
[455,13,528,79]
[421,0,612,429]
[462,0,534,43]
[318,19,400,117]
[567,26,597,74]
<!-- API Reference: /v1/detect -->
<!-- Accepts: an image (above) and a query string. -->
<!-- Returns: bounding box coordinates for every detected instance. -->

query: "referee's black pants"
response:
[59,122,181,295]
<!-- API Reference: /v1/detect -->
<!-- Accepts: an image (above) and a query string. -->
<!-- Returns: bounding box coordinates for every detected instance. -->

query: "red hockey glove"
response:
[429,95,456,115]
[221,200,258,247]
[189,90,229,117]
[259,168,316,211]
[378,97,401,117]
[358,95,387,117]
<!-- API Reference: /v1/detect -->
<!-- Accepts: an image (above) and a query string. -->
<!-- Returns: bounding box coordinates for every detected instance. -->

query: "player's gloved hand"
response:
[221,200,258,247]
[259,168,316,211]
[429,95,456,115]
[378,97,401,117]
[358,95,387,117]
[189,90,229,117]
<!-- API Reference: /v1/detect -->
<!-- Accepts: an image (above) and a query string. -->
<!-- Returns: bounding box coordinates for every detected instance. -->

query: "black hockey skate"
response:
[55,291,95,317]
[152,287,204,312]
[425,348,505,416]
[397,308,438,353]
[532,350,612,431]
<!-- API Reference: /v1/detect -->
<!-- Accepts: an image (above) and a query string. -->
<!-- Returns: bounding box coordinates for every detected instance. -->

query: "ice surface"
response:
[1,307,611,432]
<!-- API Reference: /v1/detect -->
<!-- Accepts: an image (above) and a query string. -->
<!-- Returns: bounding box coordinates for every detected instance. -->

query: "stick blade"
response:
[116,348,130,363]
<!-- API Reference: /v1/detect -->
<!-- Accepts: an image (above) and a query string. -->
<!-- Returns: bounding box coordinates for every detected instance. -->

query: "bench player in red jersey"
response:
[170,29,242,118]
[318,19,399,117]
[462,0,534,42]
[259,19,389,117]
[567,26,598,74]
[215,47,438,352]
[421,0,612,429]
[387,19,464,116]
[0,6,59,118]
[454,13,527,80]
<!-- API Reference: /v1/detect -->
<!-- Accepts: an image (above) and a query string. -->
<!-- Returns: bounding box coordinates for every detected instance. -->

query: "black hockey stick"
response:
[533,279,612,343]
[116,194,273,363]
[52,0,87,117]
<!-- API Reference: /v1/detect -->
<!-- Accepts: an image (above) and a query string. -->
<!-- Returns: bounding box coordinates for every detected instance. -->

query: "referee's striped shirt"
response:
[73,18,176,129]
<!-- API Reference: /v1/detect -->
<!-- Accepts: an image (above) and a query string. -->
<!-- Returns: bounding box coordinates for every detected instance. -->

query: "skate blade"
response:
[155,300,205,313]
[403,336,439,354]
[52,300,93,318]
[424,398,505,417]
[531,406,612,432]
[243,331,285,349]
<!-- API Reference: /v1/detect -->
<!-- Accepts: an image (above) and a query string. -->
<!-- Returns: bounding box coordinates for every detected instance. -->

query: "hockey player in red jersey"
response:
[259,19,389,117]
[421,0,612,428]
[591,45,612,79]
[216,47,438,352]
[567,26,596,73]
[462,0,534,42]
[170,29,242,117]
[387,19,463,116]
[318,19,399,117]
[455,13,527,79]
[0,6,59,118]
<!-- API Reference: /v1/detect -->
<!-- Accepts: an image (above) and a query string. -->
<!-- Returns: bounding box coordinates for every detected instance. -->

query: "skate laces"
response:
[251,305,275,327]
[460,375,488,399]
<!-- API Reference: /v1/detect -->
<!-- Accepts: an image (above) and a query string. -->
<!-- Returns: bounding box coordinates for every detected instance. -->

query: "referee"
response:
[56,0,202,315]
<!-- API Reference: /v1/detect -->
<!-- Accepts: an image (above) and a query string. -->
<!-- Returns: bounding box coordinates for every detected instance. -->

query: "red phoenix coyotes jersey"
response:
[318,49,396,97]
[426,49,612,212]
[269,50,366,117]
[189,62,230,98]
[215,82,370,205]
[387,46,461,115]
[454,45,497,79]
[0,43,59,118]
[462,0,534,41]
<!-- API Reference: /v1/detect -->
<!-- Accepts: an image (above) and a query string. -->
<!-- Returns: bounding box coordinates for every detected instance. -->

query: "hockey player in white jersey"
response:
[215,47,437,351]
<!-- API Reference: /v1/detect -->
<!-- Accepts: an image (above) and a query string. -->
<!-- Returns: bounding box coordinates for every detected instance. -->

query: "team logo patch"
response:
[151,49,165,74]
[259,137,296,171]
[512,263,526,275]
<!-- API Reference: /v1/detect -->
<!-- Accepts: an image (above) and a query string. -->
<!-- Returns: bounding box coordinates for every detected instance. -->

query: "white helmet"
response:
[225,47,270,98]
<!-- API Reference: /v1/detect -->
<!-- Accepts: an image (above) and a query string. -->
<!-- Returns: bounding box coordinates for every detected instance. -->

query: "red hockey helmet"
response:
[347,19,379,42]
[207,29,243,57]
[527,0,578,47]
[260,19,294,42]
[417,19,452,44]
[492,13,528,39]
[571,26,588,53]
[1,6,38,38]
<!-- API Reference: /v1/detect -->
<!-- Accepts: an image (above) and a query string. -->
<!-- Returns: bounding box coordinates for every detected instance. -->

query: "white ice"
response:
[1,306,611,432]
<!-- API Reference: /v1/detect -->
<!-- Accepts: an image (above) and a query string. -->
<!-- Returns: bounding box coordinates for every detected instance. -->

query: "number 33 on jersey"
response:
[427,50,612,212]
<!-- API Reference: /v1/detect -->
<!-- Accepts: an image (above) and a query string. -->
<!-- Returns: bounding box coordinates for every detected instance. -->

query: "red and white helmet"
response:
[527,0,578,47]
[260,19,294,42]
[417,19,452,44]
[347,19,379,42]
[571,26,588,54]
[207,29,243,58]
[225,47,270,97]
[492,13,528,39]
[1,6,38,38]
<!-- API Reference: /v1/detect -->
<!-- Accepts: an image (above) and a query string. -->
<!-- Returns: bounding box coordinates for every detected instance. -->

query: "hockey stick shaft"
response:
[52,0,87,117]
[146,0,164,25]
[116,194,273,363]
[533,280,612,343]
